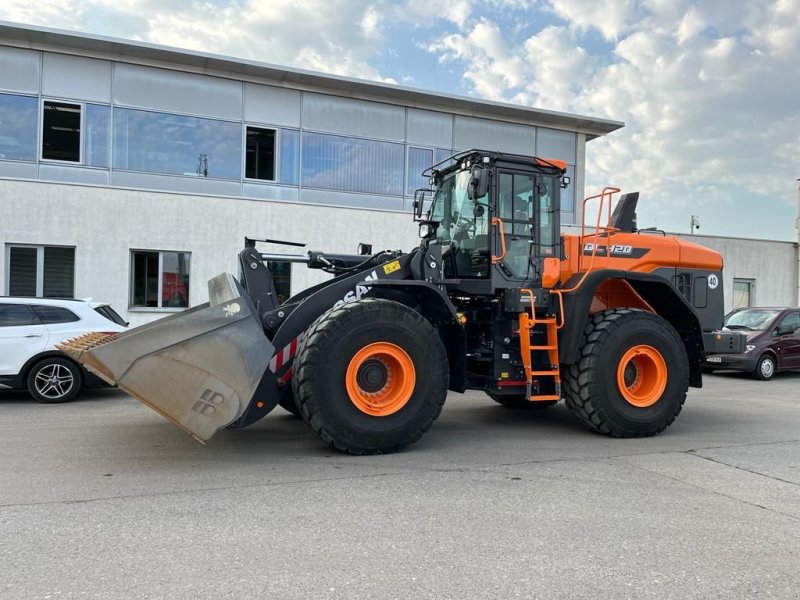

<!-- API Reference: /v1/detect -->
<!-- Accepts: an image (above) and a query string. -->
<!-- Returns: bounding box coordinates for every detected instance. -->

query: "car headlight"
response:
[745,344,755,353]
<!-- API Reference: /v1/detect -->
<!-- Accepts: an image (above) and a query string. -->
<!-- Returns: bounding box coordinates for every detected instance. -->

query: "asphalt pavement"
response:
[1,371,799,599]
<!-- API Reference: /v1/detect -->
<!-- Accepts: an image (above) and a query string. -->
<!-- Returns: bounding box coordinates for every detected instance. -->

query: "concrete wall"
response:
[1,179,420,326]
[675,233,799,311]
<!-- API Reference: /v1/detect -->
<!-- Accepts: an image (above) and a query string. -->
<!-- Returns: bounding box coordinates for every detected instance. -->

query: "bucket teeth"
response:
[57,332,118,356]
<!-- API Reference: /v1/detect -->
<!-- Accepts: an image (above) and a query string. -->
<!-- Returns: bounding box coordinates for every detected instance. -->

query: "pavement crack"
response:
[621,457,800,524]
[688,451,800,488]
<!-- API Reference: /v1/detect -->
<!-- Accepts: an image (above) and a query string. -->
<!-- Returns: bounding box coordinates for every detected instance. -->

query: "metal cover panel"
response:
[300,188,403,211]
[244,83,300,127]
[537,127,577,163]
[42,53,111,103]
[0,160,37,179]
[112,170,241,196]
[302,93,405,141]
[406,109,453,148]
[243,182,299,202]
[113,63,242,120]
[454,116,535,155]
[0,46,40,94]
[39,164,109,185]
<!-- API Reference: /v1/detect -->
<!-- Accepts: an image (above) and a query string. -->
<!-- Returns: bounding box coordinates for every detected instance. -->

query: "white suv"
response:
[0,297,128,403]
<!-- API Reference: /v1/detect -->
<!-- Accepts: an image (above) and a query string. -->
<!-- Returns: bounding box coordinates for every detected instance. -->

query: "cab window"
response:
[497,172,535,278]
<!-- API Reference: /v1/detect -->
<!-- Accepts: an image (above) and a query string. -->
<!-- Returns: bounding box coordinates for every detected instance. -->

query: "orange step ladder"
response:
[519,289,561,402]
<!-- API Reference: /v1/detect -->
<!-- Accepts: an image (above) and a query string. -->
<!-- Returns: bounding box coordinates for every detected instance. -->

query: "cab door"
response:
[0,304,48,377]
[495,171,558,284]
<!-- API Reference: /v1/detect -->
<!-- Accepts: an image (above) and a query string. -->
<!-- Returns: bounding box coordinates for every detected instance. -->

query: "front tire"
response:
[753,354,776,381]
[563,309,689,437]
[292,299,449,455]
[27,357,83,403]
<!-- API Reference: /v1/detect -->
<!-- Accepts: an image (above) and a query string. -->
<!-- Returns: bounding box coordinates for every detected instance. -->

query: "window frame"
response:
[243,124,279,183]
[40,98,84,165]
[4,243,76,298]
[732,278,756,309]
[128,249,191,312]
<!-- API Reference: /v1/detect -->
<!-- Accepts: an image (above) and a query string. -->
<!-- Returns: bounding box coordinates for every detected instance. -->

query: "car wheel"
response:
[753,354,776,381]
[26,357,83,403]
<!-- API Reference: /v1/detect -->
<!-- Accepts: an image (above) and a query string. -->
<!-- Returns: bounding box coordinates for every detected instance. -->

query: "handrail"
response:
[491,217,507,264]
[550,186,620,328]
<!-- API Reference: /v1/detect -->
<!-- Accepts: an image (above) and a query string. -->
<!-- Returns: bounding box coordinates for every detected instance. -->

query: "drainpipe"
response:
[796,180,800,306]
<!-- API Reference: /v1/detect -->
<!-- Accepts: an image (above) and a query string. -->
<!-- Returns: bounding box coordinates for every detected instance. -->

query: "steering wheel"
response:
[451,213,476,240]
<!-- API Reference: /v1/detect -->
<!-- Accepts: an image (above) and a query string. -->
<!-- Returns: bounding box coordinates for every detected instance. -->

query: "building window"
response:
[0,93,38,162]
[733,278,755,309]
[85,104,110,168]
[42,101,81,162]
[245,127,276,180]
[266,261,291,304]
[407,147,433,195]
[130,250,191,309]
[279,128,300,185]
[113,108,241,179]
[6,245,75,298]
[301,132,404,196]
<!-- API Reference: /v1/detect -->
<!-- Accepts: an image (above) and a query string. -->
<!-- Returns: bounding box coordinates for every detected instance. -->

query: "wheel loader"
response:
[60,150,746,454]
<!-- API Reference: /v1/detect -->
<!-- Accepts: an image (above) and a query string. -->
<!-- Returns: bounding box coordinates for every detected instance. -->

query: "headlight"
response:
[419,223,434,238]
[745,344,755,353]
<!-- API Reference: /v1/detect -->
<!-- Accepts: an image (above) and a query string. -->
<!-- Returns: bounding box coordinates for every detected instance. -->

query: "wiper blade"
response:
[725,324,753,331]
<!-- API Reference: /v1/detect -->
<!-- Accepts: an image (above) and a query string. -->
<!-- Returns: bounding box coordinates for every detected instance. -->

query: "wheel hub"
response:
[356,359,389,393]
[616,345,667,408]
[345,342,416,417]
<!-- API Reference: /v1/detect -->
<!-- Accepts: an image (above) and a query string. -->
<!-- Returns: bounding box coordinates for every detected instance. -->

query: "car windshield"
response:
[724,309,781,330]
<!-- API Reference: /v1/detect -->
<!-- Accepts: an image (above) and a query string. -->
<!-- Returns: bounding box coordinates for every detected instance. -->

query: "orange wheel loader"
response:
[60,150,746,454]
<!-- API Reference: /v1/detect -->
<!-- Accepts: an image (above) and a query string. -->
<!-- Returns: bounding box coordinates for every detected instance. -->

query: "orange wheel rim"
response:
[616,345,667,408]
[345,342,416,416]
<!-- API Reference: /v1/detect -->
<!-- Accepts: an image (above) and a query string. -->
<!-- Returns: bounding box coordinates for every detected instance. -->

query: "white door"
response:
[0,304,49,376]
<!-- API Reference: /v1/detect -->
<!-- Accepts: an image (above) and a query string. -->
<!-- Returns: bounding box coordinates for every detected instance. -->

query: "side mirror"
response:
[413,189,428,219]
[468,165,489,200]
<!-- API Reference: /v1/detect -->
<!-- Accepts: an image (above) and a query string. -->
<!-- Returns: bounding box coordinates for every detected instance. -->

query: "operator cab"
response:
[415,150,567,289]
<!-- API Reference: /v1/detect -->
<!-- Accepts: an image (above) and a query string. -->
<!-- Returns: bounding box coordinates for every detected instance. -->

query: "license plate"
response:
[706,357,722,363]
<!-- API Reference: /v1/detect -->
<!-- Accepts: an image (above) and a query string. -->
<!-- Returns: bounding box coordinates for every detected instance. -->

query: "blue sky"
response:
[2,0,798,241]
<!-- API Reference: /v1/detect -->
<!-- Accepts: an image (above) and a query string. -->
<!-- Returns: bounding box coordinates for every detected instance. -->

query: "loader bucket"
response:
[58,273,274,442]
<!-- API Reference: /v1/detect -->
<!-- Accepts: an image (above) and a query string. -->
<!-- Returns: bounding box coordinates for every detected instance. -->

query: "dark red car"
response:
[705,307,800,380]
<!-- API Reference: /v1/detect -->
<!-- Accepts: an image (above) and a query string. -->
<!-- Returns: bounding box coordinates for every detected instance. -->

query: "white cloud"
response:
[0,0,397,81]
[426,0,800,238]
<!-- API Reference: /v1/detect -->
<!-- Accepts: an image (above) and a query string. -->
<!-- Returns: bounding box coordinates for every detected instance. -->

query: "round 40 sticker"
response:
[708,274,719,290]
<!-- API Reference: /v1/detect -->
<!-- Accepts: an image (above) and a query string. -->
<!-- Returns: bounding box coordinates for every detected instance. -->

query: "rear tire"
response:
[292,298,449,455]
[487,393,558,409]
[753,354,776,381]
[563,308,689,437]
[27,357,83,404]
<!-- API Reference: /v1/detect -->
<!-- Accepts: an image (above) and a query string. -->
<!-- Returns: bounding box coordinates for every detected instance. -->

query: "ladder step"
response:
[530,395,561,402]
[530,345,557,350]
[531,370,560,376]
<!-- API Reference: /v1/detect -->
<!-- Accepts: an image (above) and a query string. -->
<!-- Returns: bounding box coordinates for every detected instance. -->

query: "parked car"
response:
[705,307,800,380]
[0,297,128,402]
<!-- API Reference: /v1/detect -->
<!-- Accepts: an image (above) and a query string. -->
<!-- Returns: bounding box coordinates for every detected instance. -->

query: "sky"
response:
[2,0,799,241]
